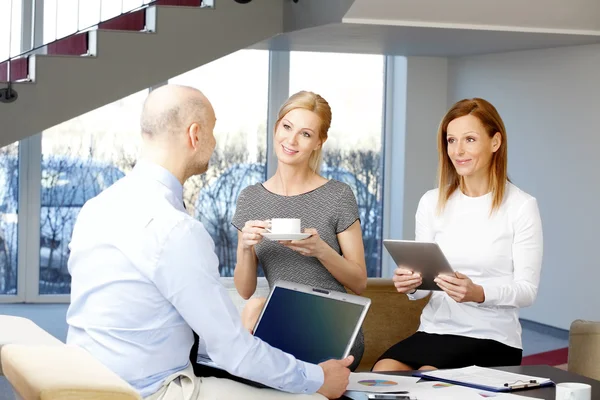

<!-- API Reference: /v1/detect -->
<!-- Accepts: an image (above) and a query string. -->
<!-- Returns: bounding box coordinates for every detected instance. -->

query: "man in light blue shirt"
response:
[66,84,353,400]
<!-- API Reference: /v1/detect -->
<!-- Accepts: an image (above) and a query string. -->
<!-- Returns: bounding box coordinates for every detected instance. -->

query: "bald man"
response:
[65,85,353,400]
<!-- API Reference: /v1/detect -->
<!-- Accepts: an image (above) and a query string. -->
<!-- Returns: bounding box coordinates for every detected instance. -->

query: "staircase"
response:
[2,0,600,149]
[0,0,286,148]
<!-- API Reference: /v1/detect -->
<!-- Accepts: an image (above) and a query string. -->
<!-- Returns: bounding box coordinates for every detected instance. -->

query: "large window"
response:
[39,90,147,295]
[3,49,389,301]
[0,143,19,296]
[290,51,386,277]
[170,49,269,277]
[0,0,22,62]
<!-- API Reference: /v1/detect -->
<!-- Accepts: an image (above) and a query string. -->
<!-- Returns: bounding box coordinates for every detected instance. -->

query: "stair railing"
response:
[0,0,213,93]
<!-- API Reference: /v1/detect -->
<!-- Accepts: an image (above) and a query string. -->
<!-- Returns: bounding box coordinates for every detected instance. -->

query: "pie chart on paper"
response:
[358,379,399,387]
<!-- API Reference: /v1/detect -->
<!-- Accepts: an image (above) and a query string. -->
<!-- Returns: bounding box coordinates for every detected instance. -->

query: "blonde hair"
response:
[275,91,331,173]
[437,98,509,214]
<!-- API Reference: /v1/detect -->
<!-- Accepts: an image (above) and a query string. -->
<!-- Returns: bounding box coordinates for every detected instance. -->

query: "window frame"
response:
[0,50,392,304]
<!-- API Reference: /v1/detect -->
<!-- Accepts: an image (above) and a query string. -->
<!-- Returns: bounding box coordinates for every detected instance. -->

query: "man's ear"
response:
[188,123,201,149]
[492,132,501,152]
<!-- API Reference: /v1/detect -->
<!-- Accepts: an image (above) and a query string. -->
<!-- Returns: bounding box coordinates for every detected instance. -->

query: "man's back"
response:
[66,162,200,396]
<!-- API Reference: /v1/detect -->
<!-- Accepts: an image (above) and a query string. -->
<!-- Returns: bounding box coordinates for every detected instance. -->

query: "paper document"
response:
[408,380,540,399]
[346,372,420,393]
[346,380,539,400]
[418,366,553,392]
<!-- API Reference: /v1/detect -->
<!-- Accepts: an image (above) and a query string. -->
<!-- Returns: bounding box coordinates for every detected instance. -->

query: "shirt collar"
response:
[132,160,184,206]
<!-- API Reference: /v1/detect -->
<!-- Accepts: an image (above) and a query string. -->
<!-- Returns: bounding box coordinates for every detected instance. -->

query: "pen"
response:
[508,382,540,390]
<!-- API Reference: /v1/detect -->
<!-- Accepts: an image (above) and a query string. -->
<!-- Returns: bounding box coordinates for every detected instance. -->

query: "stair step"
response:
[47,32,89,56]
[0,57,29,82]
[98,9,146,31]
[155,0,203,6]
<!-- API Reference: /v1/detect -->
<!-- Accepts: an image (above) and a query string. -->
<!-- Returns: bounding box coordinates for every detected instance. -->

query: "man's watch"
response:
[408,288,417,294]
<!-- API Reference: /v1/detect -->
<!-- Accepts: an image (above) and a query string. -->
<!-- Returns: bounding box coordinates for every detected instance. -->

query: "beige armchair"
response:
[568,319,600,381]
[0,279,428,397]
[0,315,140,400]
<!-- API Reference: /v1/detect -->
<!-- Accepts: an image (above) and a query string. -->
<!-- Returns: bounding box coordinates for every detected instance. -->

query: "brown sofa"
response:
[0,278,426,398]
[352,278,429,371]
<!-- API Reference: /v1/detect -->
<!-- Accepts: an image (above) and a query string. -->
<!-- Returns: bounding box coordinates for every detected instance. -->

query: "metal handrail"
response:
[1,0,209,82]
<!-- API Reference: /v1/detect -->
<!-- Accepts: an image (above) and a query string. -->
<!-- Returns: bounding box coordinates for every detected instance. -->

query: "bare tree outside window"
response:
[0,143,19,295]
[184,144,266,277]
[290,51,386,277]
[38,144,126,295]
[323,149,383,278]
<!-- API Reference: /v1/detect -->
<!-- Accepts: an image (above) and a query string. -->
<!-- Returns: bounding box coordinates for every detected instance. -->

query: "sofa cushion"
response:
[1,344,140,400]
[353,279,429,371]
[568,319,600,380]
[0,316,63,376]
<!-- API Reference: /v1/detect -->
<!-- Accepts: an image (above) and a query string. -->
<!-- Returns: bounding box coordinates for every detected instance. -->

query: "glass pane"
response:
[170,49,269,277]
[290,51,386,277]
[0,0,22,60]
[39,90,147,295]
[0,143,19,295]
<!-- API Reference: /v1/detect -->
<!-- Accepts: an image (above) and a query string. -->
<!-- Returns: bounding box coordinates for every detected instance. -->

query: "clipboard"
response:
[414,366,555,392]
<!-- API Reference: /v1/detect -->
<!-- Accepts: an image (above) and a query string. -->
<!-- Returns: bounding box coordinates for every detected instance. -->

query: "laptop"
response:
[252,281,371,364]
[383,239,455,291]
[197,280,371,368]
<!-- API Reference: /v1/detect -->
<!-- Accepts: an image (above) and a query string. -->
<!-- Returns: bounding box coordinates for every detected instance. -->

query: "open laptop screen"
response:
[253,284,368,365]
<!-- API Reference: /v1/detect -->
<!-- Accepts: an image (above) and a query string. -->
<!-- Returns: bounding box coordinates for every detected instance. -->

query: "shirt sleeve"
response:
[407,192,434,301]
[231,186,252,231]
[336,183,360,234]
[149,218,324,394]
[480,197,543,308]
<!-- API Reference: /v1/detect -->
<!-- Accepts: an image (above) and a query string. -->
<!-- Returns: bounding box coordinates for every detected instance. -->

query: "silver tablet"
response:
[252,281,371,364]
[383,239,455,291]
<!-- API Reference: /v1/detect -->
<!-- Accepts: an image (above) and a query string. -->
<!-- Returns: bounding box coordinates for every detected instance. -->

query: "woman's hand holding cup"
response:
[241,220,270,250]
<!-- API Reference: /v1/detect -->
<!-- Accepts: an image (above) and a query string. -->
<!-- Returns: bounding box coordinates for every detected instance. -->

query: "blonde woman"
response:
[232,91,367,370]
[373,98,543,372]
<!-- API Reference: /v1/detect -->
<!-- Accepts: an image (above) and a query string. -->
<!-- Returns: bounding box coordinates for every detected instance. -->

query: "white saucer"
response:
[261,232,311,241]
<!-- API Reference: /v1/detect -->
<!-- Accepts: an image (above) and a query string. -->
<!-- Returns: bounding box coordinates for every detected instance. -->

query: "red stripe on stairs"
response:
[99,9,146,31]
[0,57,29,82]
[155,0,203,6]
[47,32,89,56]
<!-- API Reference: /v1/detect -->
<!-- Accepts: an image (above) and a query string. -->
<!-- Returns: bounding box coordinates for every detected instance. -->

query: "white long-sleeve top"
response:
[408,182,543,349]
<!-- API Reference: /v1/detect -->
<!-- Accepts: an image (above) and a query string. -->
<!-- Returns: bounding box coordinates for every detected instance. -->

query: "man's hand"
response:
[317,356,354,399]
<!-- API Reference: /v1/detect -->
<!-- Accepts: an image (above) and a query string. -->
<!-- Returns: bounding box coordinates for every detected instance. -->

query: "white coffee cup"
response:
[555,382,592,400]
[269,218,301,234]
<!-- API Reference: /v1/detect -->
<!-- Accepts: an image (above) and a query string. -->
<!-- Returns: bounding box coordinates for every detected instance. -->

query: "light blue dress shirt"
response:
[66,160,324,398]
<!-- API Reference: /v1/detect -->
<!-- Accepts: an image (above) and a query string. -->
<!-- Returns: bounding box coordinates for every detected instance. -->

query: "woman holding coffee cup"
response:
[231,90,368,371]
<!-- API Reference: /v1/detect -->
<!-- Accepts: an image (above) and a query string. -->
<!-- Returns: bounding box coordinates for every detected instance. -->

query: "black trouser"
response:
[189,332,267,388]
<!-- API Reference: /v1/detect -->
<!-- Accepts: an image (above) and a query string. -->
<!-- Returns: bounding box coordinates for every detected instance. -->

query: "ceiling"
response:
[252,23,600,57]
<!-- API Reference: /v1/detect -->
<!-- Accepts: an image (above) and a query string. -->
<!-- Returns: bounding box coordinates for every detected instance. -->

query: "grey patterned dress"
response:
[232,179,365,370]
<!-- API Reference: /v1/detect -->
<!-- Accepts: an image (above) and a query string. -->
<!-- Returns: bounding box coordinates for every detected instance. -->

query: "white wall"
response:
[402,57,447,240]
[448,43,600,330]
[384,56,446,276]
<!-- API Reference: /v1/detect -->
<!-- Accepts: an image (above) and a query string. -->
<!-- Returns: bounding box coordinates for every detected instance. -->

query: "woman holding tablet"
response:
[373,98,543,372]
[232,90,367,371]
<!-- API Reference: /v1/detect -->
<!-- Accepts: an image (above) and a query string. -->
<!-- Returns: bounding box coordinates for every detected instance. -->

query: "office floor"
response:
[0,319,569,400]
